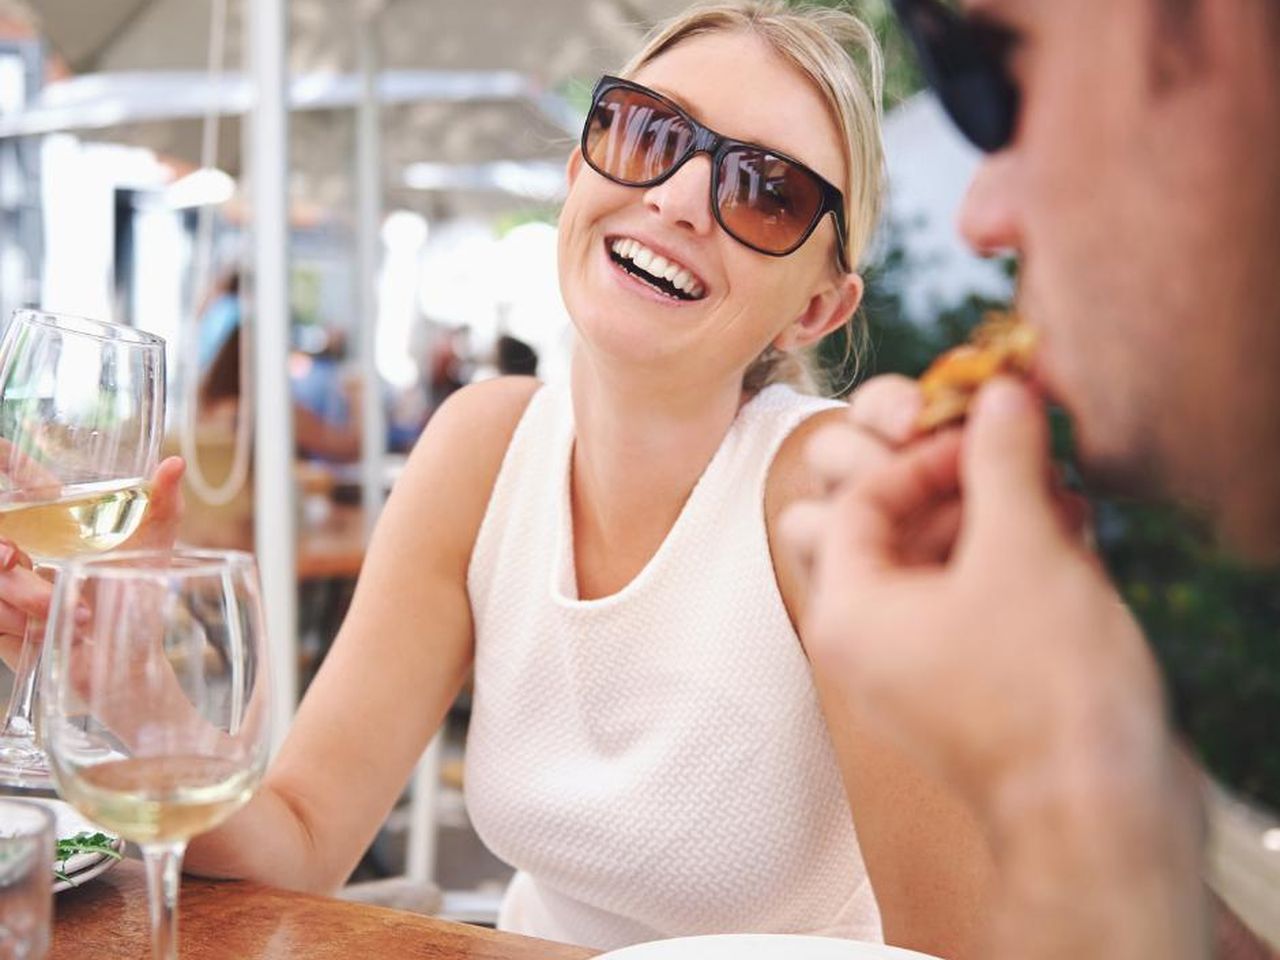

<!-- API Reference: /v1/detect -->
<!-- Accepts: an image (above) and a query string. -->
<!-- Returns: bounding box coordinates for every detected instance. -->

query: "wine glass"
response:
[0,308,165,787]
[41,549,271,960]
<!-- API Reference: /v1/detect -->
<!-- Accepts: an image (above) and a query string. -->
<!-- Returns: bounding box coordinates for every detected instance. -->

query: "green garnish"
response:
[54,831,122,883]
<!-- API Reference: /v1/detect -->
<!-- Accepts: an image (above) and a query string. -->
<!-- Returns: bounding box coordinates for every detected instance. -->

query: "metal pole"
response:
[249,0,298,752]
[356,1,387,537]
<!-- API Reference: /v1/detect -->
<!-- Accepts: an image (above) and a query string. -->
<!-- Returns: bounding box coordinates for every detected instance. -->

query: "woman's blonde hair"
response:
[619,0,886,395]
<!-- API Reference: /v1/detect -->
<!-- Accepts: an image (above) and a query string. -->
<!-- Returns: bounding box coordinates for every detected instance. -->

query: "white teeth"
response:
[608,237,704,299]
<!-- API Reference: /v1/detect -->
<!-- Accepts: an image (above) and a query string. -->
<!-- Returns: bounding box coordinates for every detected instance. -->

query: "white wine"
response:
[60,755,257,845]
[0,480,150,559]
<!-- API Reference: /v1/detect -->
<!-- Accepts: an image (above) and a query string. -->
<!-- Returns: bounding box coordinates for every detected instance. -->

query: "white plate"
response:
[17,798,125,893]
[597,935,941,960]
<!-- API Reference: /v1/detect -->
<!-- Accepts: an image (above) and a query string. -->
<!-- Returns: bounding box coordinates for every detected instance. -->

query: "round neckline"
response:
[550,384,789,609]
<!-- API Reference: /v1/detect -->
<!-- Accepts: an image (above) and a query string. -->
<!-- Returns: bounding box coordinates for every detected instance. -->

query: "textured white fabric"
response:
[465,381,882,951]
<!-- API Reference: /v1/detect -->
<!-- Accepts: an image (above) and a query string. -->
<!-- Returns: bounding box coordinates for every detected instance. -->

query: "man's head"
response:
[908,0,1280,560]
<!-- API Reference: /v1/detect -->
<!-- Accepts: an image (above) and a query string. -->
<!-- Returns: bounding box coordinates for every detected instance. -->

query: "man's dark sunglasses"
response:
[890,0,1020,153]
[582,76,852,272]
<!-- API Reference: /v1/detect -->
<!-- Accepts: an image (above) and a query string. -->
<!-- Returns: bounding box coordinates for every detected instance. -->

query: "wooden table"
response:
[53,861,600,960]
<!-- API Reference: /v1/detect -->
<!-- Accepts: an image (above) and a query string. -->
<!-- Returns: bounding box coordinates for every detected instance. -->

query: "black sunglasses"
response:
[890,0,1021,153]
[581,76,852,272]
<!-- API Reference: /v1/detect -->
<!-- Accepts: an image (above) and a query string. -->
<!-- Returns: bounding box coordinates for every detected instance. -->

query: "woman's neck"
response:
[567,348,749,597]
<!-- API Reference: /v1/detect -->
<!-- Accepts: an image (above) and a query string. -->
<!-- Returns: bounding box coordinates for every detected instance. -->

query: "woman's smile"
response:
[600,233,711,308]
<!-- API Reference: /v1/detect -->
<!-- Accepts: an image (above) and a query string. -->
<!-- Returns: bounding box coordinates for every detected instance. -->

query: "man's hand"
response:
[784,377,1207,958]
[789,377,1164,806]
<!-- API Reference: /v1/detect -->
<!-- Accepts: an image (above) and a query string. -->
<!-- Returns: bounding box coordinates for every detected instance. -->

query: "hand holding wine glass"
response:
[0,308,167,785]
[41,549,271,960]
[0,457,186,670]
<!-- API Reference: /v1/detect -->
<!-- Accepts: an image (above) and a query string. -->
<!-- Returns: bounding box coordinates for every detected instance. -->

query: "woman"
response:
[0,2,989,953]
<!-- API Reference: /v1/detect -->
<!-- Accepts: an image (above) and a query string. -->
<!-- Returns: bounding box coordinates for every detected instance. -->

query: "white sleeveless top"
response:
[465,381,882,951]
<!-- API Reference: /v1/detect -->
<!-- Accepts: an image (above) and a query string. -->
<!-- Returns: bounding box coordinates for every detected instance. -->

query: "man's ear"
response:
[773,272,865,351]
[566,147,585,190]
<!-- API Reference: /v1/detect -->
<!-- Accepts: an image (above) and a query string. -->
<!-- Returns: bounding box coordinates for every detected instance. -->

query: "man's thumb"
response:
[962,378,1060,550]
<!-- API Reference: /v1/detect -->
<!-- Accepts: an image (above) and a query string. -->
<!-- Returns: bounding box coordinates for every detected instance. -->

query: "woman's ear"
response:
[773,272,865,351]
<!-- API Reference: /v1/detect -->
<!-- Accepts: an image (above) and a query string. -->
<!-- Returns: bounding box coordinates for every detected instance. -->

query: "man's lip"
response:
[604,234,708,294]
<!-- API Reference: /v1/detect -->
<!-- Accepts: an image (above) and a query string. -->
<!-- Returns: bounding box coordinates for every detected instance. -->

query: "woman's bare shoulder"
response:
[414,375,543,475]
[765,404,849,517]
[377,376,543,561]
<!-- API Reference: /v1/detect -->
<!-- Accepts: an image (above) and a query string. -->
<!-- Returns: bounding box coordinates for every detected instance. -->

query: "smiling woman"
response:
[156,3,996,957]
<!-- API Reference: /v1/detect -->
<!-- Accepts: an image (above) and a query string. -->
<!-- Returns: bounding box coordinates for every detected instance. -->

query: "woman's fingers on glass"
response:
[0,536,33,573]
[847,373,925,445]
[0,633,23,672]
[0,564,53,621]
[126,457,186,551]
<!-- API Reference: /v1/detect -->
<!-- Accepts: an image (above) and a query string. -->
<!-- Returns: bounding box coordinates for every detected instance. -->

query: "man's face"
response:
[957,0,1280,558]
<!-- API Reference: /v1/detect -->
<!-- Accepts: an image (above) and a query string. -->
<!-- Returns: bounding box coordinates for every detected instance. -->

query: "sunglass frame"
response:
[583,75,852,273]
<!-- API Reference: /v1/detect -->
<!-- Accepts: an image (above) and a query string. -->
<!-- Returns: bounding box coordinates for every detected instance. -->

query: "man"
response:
[783,0,1279,955]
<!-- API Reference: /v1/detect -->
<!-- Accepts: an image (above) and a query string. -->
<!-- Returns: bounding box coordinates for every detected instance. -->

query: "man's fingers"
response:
[1054,490,1093,542]
[847,374,923,445]
[828,430,964,572]
[961,378,1063,553]
[853,429,963,530]
[778,499,828,575]
[805,422,893,494]
[900,497,964,566]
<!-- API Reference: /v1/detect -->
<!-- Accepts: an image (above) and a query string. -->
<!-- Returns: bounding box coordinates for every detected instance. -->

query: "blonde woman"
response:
[0,2,990,954]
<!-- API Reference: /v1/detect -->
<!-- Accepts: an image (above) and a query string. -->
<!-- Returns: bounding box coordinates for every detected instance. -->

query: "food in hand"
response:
[916,312,1038,431]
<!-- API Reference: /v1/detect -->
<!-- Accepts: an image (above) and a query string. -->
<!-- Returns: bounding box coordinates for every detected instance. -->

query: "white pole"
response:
[356,1,386,537]
[249,0,298,752]
[354,0,441,887]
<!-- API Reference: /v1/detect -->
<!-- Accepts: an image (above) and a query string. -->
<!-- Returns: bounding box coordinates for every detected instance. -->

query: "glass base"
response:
[0,734,53,791]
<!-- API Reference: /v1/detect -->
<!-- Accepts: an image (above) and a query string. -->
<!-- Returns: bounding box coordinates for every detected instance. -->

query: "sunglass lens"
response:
[716,147,824,255]
[584,87,694,184]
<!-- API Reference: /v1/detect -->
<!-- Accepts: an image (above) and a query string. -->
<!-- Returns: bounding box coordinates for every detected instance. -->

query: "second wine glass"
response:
[41,549,272,960]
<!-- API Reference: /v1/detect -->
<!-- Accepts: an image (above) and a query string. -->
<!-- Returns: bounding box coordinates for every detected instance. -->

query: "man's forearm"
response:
[983,750,1208,959]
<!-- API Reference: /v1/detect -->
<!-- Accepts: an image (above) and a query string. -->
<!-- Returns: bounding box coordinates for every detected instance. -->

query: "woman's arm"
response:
[185,376,542,893]
[767,399,994,959]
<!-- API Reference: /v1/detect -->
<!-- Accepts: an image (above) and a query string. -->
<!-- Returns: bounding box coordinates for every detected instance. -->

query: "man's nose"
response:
[642,154,715,236]
[958,152,1022,257]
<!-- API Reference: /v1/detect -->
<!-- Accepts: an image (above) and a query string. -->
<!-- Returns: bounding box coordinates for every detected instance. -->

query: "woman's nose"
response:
[642,154,715,236]
[958,151,1023,257]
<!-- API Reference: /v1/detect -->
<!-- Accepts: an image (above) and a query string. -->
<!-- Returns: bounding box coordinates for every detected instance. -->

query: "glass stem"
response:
[0,617,42,738]
[142,841,186,960]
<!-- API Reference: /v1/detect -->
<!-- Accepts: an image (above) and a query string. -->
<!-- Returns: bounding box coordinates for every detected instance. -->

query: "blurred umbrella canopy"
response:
[8,0,690,216]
